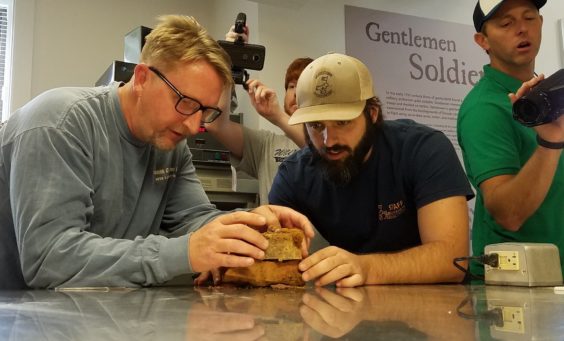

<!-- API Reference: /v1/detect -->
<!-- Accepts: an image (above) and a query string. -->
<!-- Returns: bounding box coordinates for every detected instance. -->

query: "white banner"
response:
[345,5,488,155]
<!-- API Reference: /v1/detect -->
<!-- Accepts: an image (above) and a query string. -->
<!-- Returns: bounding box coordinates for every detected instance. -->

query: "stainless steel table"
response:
[1,284,563,340]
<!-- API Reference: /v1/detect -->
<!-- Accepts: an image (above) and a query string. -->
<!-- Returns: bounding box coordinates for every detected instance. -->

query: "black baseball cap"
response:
[473,0,546,32]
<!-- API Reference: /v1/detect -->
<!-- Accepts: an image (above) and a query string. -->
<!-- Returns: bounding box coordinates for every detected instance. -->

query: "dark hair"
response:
[285,57,314,90]
[365,97,383,126]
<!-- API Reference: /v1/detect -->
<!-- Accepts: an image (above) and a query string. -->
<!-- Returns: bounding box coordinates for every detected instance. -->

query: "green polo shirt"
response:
[458,65,564,277]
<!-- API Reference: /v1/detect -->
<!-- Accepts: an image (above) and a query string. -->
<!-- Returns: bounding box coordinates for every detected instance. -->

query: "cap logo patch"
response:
[314,71,333,98]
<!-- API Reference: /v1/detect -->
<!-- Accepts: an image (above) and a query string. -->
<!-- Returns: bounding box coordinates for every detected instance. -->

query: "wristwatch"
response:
[536,134,564,149]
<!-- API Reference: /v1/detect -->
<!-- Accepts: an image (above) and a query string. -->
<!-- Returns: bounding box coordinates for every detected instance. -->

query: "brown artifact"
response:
[263,226,303,261]
[223,260,305,287]
[223,227,306,287]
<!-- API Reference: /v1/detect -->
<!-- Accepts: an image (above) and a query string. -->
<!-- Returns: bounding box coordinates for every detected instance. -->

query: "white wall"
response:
[24,0,210,96]
[9,0,564,131]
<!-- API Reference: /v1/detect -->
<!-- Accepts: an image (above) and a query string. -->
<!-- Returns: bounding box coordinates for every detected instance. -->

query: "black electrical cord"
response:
[453,253,500,281]
[453,254,505,327]
[456,290,504,327]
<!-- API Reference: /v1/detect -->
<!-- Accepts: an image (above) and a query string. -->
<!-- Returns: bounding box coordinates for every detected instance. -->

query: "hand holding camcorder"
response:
[218,13,266,89]
[513,69,564,127]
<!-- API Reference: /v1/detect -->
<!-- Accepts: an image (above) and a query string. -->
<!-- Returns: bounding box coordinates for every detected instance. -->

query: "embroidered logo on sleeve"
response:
[153,167,177,182]
[378,200,406,221]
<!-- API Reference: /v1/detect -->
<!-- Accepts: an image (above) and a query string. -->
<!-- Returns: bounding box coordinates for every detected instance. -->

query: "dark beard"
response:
[308,121,377,186]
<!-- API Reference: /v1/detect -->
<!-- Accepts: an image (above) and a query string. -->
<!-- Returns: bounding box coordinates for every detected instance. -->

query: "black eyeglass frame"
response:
[148,66,222,123]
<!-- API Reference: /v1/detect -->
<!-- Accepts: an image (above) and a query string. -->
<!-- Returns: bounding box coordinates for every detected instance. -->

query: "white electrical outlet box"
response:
[485,285,564,340]
[484,286,533,340]
[484,243,563,287]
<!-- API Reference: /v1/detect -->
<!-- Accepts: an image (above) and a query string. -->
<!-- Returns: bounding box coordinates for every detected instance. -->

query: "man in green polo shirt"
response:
[458,0,564,277]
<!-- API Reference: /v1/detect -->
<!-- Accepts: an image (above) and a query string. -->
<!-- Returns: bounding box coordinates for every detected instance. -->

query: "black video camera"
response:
[218,13,266,89]
[513,69,564,127]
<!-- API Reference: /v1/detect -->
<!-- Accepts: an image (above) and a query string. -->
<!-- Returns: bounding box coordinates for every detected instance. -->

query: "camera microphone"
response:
[234,13,246,34]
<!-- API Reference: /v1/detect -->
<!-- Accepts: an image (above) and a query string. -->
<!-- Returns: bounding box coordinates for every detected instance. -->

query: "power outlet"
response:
[496,251,520,271]
[495,306,524,333]
[484,243,562,286]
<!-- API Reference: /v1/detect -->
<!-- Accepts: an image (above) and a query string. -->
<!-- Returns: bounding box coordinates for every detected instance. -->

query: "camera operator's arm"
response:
[246,79,306,148]
[480,75,564,232]
[204,25,251,158]
[204,86,245,159]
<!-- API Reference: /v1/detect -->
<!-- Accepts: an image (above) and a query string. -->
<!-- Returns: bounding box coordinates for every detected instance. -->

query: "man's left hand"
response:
[299,246,366,287]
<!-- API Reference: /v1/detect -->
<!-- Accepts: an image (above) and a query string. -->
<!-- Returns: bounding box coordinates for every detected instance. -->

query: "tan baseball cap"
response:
[288,53,375,125]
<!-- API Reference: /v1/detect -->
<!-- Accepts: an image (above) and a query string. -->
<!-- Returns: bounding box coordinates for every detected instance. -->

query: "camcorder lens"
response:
[512,69,564,127]
[513,92,553,127]
[513,98,542,126]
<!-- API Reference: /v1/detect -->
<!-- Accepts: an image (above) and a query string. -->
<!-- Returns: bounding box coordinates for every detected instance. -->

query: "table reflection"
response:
[193,286,305,340]
[0,288,197,340]
[192,284,475,340]
[6,284,564,340]
[299,285,474,340]
[465,286,564,340]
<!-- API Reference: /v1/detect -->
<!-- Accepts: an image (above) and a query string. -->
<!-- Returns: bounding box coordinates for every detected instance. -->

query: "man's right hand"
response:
[188,211,268,273]
[510,74,564,143]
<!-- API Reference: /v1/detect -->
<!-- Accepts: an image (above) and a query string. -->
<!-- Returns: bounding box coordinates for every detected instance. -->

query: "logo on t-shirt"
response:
[274,148,298,163]
[378,200,406,221]
[153,167,177,182]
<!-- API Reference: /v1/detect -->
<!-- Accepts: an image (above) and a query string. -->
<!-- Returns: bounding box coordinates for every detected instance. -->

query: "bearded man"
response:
[269,53,474,287]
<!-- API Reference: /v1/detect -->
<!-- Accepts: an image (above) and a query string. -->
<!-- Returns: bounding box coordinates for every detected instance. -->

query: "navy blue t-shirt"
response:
[269,119,474,253]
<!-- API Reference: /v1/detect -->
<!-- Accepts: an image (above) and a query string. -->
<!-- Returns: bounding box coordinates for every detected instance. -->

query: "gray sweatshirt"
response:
[0,83,223,288]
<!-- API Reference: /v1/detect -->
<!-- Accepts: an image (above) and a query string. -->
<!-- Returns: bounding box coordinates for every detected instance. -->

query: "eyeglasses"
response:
[148,66,222,123]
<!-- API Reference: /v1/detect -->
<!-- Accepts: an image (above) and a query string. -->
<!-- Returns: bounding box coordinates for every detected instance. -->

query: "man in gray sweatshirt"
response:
[0,15,313,289]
